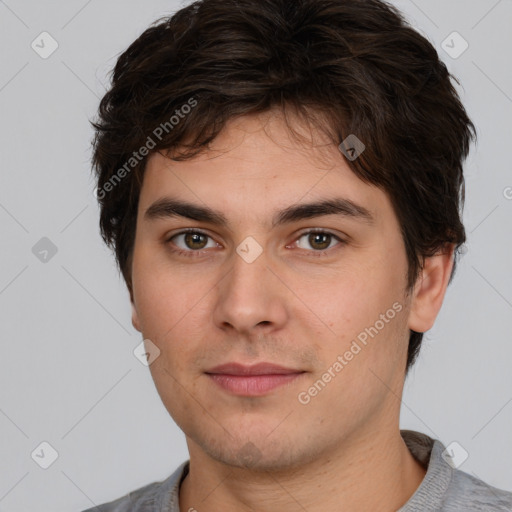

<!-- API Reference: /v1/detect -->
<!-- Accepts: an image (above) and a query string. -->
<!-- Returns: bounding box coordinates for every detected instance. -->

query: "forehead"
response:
[138,112,391,228]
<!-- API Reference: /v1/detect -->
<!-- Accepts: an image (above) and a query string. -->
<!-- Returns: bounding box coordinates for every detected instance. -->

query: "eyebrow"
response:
[143,197,375,228]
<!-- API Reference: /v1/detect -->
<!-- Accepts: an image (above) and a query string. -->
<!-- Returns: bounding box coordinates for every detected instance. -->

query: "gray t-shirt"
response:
[83,430,512,511]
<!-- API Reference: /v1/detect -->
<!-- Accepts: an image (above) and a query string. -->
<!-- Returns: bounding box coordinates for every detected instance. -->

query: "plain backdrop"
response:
[0,1,511,510]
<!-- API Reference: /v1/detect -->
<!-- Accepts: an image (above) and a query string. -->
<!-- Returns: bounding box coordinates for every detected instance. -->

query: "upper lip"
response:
[205,362,304,376]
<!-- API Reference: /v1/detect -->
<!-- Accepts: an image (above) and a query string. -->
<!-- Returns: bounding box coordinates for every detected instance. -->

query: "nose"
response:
[212,243,289,335]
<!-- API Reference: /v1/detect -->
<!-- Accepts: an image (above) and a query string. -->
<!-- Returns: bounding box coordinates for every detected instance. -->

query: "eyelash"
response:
[165,228,346,258]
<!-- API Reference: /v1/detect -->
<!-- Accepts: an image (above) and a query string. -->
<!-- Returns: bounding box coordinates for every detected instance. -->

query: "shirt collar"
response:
[151,429,451,511]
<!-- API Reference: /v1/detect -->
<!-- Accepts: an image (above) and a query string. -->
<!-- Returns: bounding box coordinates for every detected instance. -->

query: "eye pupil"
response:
[185,232,207,250]
[309,233,331,250]
[176,231,336,253]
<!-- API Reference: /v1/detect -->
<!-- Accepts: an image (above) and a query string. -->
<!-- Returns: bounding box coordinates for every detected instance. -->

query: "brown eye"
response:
[168,230,217,252]
[183,232,208,250]
[293,230,343,252]
[308,233,332,250]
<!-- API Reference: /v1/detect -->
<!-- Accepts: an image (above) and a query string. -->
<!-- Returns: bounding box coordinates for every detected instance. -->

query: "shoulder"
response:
[81,481,162,512]
[442,468,512,511]
[81,461,189,512]
[399,430,512,512]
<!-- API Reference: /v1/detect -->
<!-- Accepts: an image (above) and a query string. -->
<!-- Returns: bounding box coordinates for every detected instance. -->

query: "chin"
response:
[194,430,316,473]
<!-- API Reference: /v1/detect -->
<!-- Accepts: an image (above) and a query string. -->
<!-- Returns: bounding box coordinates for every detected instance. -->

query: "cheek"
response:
[304,304,409,426]
[304,268,398,340]
[308,255,409,374]
[132,248,200,334]
[132,274,211,383]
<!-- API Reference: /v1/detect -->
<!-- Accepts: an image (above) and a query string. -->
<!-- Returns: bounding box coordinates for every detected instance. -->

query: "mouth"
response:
[205,362,306,396]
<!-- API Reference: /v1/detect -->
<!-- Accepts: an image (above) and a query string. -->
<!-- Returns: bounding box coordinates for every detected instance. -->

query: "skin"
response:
[129,109,454,512]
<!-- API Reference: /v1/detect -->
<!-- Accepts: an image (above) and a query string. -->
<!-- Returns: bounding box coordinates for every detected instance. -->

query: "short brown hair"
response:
[90,0,476,376]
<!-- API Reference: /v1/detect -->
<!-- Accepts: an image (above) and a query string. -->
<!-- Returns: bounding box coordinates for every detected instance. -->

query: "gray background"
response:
[0,0,511,510]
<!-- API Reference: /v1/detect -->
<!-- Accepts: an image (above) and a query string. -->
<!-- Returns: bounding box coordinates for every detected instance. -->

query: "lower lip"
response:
[207,373,304,396]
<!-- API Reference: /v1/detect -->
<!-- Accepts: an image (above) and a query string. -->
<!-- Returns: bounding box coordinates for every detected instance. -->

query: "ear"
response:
[130,287,142,332]
[131,300,142,332]
[408,244,455,333]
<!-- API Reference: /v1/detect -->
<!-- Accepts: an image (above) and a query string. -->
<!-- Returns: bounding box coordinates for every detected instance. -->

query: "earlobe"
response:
[408,244,455,333]
[131,300,141,332]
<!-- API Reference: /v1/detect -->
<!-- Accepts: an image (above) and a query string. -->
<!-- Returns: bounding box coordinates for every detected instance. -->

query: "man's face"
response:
[130,111,414,470]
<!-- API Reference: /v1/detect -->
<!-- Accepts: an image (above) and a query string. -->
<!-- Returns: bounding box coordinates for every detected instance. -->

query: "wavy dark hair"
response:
[90,0,476,376]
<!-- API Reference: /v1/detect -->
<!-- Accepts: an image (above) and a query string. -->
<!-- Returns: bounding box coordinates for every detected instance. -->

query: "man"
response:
[85,0,512,510]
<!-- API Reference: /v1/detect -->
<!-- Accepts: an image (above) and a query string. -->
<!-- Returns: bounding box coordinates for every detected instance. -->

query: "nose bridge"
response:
[212,238,288,333]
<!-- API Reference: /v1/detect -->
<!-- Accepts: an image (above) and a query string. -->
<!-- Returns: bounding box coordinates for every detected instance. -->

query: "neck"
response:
[179,427,427,512]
